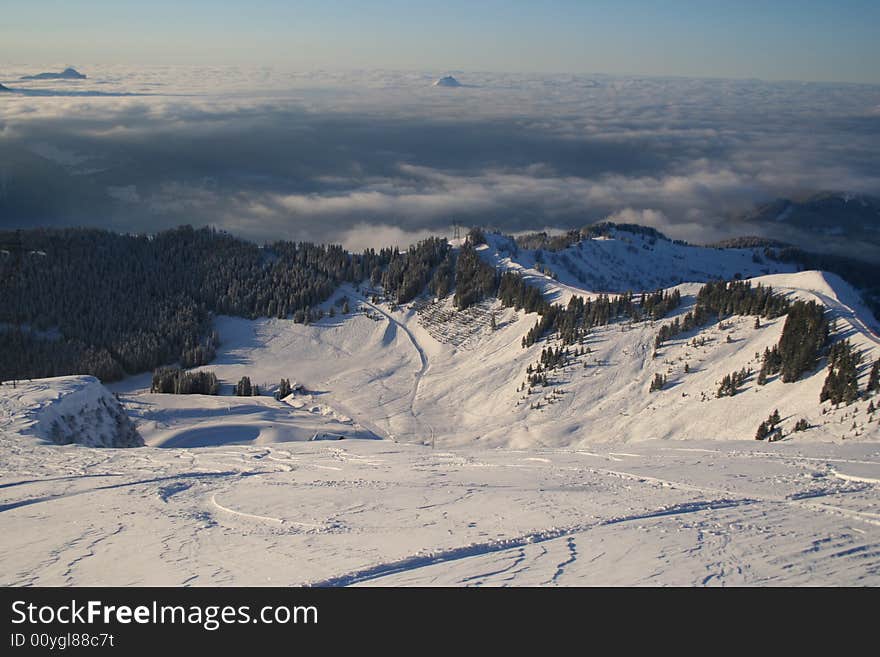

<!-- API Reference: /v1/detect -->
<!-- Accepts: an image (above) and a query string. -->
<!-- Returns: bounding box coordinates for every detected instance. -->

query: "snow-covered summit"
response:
[480,226,797,303]
[0,376,142,447]
[433,75,462,87]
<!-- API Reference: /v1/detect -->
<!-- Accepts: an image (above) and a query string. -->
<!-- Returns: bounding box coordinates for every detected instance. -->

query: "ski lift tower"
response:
[1,230,46,285]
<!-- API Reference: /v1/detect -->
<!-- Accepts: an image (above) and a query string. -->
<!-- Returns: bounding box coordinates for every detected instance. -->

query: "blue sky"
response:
[2,0,879,83]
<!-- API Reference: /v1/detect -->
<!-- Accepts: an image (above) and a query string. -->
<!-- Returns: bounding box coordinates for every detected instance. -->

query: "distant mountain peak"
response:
[21,67,87,81]
[433,75,462,88]
[738,191,880,262]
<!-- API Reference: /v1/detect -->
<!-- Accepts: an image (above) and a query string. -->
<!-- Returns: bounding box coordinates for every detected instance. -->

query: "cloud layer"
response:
[1,66,879,249]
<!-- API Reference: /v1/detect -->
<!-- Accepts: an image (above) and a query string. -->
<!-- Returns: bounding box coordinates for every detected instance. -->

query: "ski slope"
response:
[2,230,880,585]
[1,438,878,585]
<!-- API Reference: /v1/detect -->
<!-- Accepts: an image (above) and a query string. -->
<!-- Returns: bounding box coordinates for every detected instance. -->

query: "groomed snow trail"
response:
[352,292,435,446]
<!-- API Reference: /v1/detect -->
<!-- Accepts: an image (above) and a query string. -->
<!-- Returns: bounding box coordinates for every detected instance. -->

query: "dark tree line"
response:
[150,367,220,395]
[0,226,442,382]
[378,237,451,305]
[234,376,261,397]
[756,302,828,386]
[7,223,869,392]
[0,330,125,382]
[453,242,498,310]
[696,280,789,319]
[538,346,570,370]
[717,367,752,397]
[467,227,487,246]
[499,270,672,349]
[498,272,551,315]
[520,293,635,348]
[655,280,789,350]
[639,289,682,321]
[515,229,583,252]
[776,301,829,383]
[757,345,783,385]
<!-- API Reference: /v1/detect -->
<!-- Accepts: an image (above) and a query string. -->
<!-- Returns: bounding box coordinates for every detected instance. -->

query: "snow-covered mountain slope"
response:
[0,376,142,447]
[105,265,878,451]
[4,239,880,587]
[481,229,797,301]
[408,271,878,447]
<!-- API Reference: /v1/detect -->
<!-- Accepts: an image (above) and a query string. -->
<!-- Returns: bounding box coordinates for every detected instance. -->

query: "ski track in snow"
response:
[307,453,880,586]
[309,497,756,586]
[3,433,879,585]
[352,291,436,446]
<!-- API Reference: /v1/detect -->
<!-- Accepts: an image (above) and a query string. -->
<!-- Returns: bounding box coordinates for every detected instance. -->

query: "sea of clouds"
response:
[1,65,879,249]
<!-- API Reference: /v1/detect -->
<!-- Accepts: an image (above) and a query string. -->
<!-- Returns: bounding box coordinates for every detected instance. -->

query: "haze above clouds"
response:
[1,66,879,249]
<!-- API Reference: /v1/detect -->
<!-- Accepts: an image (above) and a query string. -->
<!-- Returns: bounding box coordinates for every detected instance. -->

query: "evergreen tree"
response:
[717,367,752,397]
[151,367,219,395]
[453,242,497,310]
[777,301,828,382]
[755,421,769,440]
[235,376,253,397]
[275,378,293,400]
[820,340,862,405]
[649,373,666,392]
[868,359,880,394]
[654,280,790,351]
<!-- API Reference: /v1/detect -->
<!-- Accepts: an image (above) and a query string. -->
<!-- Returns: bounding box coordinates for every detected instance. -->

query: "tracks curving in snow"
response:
[308,497,755,586]
[353,293,435,445]
[209,493,284,525]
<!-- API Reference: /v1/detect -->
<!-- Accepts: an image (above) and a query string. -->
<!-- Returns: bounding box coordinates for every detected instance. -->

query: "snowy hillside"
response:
[481,228,797,301]
[104,262,878,451]
[3,230,880,586]
[0,376,142,447]
[2,437,878,586]
[123,387,378,448]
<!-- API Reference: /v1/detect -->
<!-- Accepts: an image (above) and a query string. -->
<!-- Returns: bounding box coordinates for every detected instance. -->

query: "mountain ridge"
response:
[20,67,87,80]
